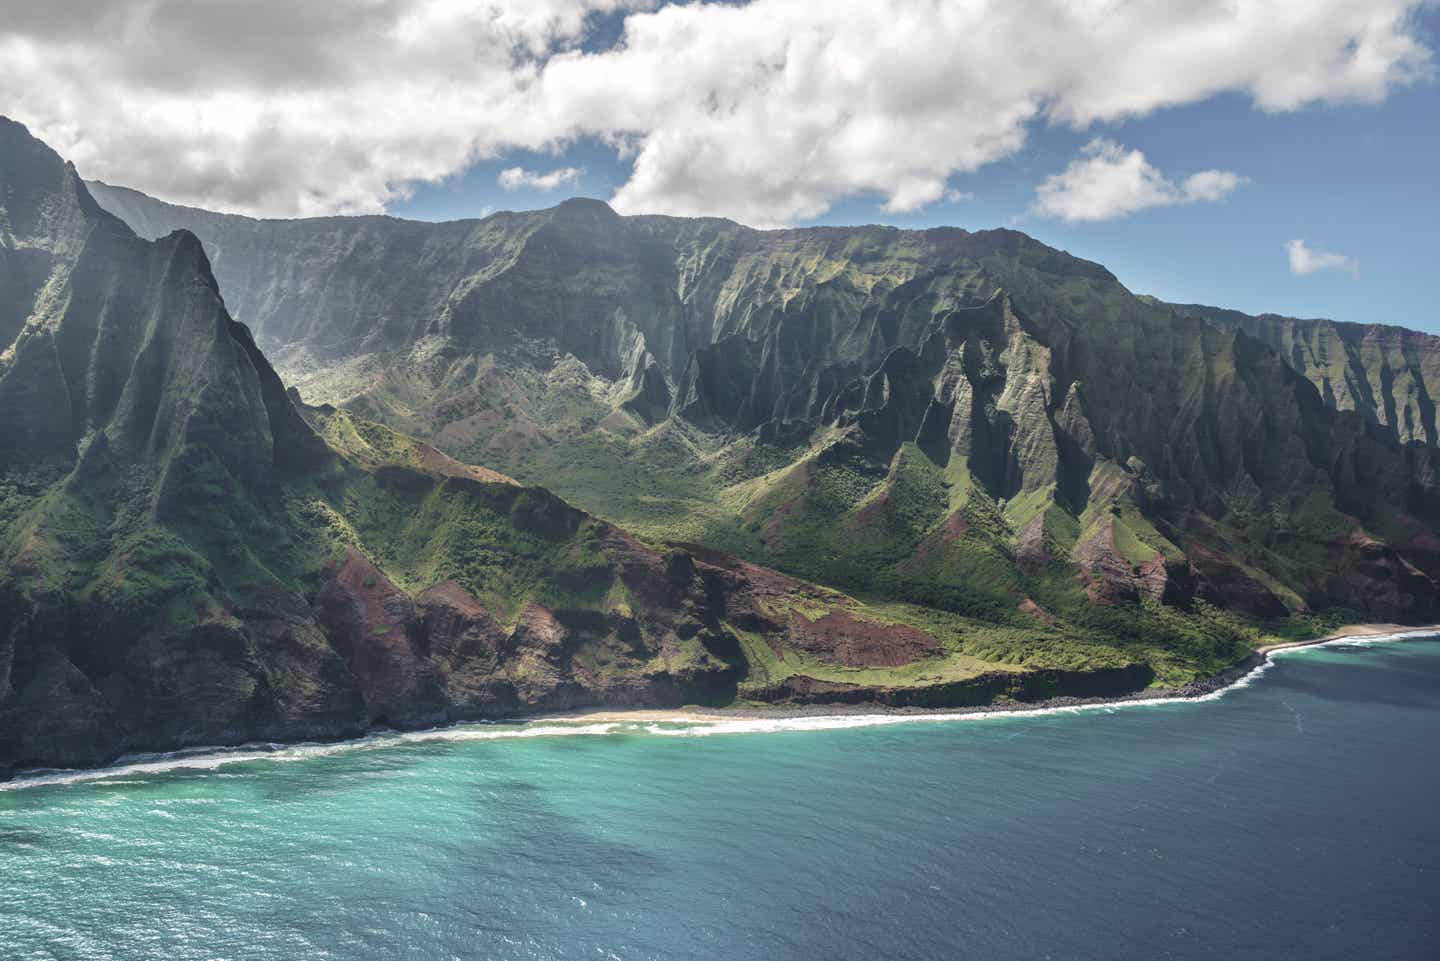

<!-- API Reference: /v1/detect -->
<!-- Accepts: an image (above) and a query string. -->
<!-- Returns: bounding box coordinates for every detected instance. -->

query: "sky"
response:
[0,0,1436,329]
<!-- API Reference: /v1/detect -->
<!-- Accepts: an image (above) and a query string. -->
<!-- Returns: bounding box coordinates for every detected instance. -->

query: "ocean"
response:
[3,636,1438,961]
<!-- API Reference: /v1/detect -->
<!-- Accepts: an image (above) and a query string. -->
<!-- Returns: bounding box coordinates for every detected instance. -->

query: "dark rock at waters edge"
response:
[746,663,1157,708]
[0,640,1384,785]
[1170,652,1269,697]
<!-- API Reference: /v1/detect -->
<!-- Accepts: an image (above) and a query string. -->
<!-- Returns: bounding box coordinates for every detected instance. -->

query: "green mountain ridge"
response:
[6,121,1234,775]
[1164,300,1440,447]
[82,177,1440,633]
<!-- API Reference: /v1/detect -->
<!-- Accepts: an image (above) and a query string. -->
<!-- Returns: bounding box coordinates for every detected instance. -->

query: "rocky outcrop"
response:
[786,610,939,668]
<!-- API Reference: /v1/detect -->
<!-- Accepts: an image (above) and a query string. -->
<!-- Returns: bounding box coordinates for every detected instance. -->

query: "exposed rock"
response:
[1018,598,1056,627]
[313,549,446,726]
[1183,544,1289,619]
[750,663,1156,708]
[787,610,939,668]
[1170,301,1440,447]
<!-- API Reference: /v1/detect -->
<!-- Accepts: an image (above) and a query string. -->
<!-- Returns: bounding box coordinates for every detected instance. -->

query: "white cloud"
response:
[0,0,1430,222]
[1286,239,1360,277]
[944,189,976,203]
[1180,169,1248,204]
[497,166,583,191]
[1032,139,1246,222]
[0,0,647,216]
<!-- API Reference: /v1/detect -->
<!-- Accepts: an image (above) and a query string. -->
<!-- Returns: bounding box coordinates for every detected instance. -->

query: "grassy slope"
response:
[432,408,1282,687]
[307,417,1007,681]
[294,329,1313,690]
[292,411,1164,690]
[2,389,1300,713]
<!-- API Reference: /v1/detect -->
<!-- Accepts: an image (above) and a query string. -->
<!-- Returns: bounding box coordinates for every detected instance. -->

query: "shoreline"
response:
[536,622,1440,726]
[1252,621,1438,654]
[4,622,1438,788]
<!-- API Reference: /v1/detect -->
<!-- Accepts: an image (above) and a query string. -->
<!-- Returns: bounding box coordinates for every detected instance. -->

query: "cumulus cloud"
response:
[0,0,1430,222]
[1032,139,1246,222]
[1286,239,1360,277]
[0,0,646,216]
[498,166,583,191]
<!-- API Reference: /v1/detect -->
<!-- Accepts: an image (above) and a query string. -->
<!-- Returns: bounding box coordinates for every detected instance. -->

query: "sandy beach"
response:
[6,623,1438,788]
[1254,622,1440,654]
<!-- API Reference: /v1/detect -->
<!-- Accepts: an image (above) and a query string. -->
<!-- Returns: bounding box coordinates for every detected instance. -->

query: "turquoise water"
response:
[3,637,1438,961]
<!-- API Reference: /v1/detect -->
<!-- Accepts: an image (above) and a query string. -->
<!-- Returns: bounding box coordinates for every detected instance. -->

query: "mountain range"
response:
[2,116,1435,774]
[83,176,1440,621]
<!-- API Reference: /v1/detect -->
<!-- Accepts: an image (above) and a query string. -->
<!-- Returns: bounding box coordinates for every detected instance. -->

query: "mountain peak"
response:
[0,118,314,481]
[551,196,620,219]
[0,115,131,251]
[0,114,35,142]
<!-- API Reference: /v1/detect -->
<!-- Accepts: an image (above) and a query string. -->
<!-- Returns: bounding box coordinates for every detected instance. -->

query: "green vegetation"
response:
[726,620,1017,697]
[7,115,1435,775]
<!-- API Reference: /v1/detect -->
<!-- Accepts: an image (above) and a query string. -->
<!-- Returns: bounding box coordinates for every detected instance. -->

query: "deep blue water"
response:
[3,637,1439,961]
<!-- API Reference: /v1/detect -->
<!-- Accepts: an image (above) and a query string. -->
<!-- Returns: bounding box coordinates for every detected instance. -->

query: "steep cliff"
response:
[86,178,1440,646]
[1168,301,1440,447]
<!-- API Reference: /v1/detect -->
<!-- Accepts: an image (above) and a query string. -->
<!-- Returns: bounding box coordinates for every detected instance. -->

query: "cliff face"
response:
[1168,301,1440,447]
[2,121,352,769]
[15,122,1140,775]
[86,178,1440,637]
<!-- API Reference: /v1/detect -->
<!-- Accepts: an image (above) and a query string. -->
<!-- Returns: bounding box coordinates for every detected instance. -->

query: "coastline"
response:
[1252,621,1438,654]
[539,622,1440,726]
[4,622,1438,788]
